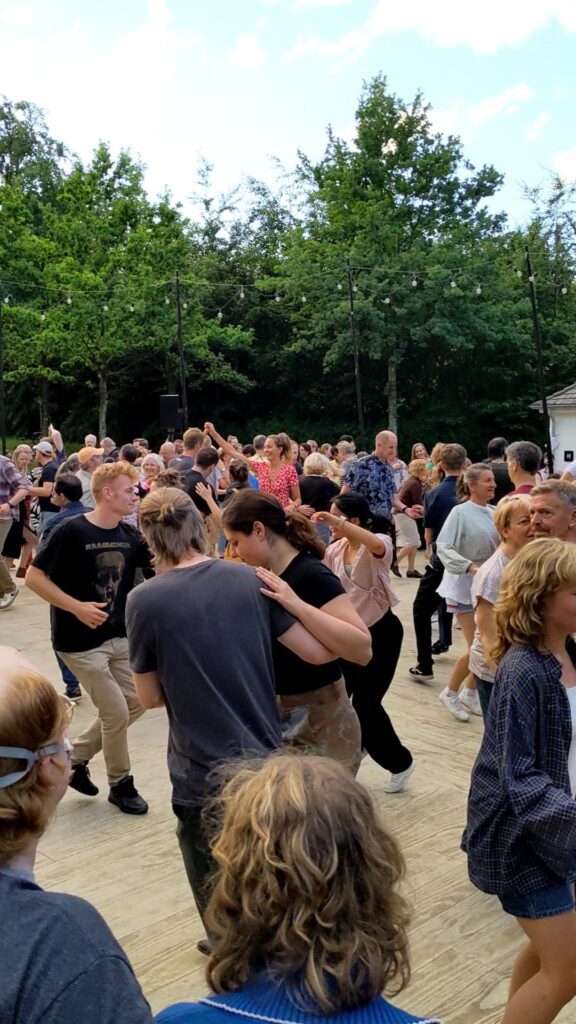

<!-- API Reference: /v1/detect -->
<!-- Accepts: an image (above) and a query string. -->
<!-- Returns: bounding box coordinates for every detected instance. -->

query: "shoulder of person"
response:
[30,888,128,957]
[496,644,557,692]
[156,1001,215,1023]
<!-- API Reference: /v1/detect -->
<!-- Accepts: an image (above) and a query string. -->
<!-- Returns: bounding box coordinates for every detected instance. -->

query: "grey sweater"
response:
[436,501,499,574]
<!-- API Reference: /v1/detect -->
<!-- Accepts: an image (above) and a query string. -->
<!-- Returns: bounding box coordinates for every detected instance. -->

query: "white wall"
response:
[550,409,576,466]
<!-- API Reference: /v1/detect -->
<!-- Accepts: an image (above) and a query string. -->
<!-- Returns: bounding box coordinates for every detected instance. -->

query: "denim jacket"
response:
[462,641,576,895]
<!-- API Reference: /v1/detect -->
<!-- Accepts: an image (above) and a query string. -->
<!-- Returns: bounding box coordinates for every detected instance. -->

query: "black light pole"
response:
[345,258,366,449]
[0,292,7,455]
[525,246,553,472]
[175,274,189,429]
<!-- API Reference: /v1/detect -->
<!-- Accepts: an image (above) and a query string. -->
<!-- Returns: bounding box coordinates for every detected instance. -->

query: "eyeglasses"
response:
[0,740,72,789]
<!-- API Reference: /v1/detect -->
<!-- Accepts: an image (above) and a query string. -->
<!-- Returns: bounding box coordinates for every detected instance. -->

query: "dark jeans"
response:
[474,675,493,721]
[412,558,453,674]
[342,610,412,774]
[173,802,215,925]
[56,652,78,689]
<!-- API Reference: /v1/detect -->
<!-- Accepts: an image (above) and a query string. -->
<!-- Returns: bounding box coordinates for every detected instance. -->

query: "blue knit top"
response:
[155,975,440,1024]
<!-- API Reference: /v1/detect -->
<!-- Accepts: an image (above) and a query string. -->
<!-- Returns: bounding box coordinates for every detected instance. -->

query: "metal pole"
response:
[525,246,553,472]
[0,293,6,455]
[345,258,366,449]
[175,274,188,429]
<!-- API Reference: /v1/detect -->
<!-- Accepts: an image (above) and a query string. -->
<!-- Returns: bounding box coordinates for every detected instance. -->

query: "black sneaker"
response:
[69,762,99,796]
[65,686,82,702]
[409,665,434,683]
[108,775,148,815]
[431,641,449,656]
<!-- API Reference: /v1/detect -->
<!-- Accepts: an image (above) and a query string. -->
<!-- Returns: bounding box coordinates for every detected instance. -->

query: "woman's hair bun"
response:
[159,501,175,523]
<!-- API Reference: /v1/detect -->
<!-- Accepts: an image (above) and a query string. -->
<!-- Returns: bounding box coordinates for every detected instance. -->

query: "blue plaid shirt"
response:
[463,642,576,895]
[343,455,396,519]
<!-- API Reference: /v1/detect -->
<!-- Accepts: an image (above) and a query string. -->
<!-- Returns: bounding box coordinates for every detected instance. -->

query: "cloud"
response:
[427,102,464,137]
[469,84,533,124]
[284,0,576,65]
[229,32,267,70]
[526,111,551,141]
[293,0,353,6]
[551,146,576,181]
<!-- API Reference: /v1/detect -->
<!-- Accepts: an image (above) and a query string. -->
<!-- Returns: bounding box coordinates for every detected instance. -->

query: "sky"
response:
[1,0,576,227]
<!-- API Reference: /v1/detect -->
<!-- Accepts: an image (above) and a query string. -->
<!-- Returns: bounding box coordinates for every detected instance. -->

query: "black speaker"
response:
[160,394,180,431]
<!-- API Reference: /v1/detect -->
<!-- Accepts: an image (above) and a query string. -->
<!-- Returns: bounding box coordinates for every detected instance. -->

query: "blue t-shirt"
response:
[0,869,154,1024]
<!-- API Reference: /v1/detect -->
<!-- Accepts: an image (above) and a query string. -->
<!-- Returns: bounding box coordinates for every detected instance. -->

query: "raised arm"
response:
[204,422,250,464]
[313,511,386,557]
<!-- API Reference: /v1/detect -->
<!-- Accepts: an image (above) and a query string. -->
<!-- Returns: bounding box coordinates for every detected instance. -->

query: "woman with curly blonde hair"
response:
[0,647,154,1024]
[157,754,438,1024]
[464,538,576,1024]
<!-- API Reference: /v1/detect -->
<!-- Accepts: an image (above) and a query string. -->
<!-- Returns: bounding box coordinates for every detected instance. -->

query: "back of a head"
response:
[253,434,266,451]
[229,459,249,485]
[139,487,209,565]
[222,489,325,557]
[506,440,542,475]
[54,472,83,503]
[487,436,508,460]
[206,754,409,1011]
[333,491,372,528]
[195,447,219,470]
[303,452,331,476]
[337,441,354,457]
[441,443,467,473]
[119,443,138,465]
[183,427,205,452]
[0,652,67,866]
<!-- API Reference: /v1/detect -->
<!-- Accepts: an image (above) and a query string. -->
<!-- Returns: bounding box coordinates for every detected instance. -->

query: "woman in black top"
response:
[222,491,371,772]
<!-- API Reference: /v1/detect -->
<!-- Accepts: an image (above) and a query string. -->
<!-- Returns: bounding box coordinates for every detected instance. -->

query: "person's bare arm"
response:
[476,597,498,675]
[196,481,222,527]
[257,570,372,665]
[0,486,29,516]
[29,480,54,498]
[26,566,108,629]
[313,511,386,557]
[133,671,165,709]
[204,422,250,464]
[424,528,434,547]
[277,622,335,664]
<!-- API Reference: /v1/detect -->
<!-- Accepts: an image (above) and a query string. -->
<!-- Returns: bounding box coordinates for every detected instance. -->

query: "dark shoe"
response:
[69,762,99,796]
[409,665,434,683]
[65,686,82,702]
[406,569,423,578]
[431,641,449,656]
[391,565,402,577]
[108,775,148,815]
[196,937,212,956]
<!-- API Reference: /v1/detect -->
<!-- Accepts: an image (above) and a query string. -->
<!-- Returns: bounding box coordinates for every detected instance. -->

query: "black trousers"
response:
[412,559,453,674]
[342,610,412,774]
[173,802,214,925]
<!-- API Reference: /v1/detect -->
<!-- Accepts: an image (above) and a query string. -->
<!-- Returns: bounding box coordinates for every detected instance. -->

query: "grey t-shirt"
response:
[0,869,153,1024]
[126,560,292,806]
[469,548,509,683]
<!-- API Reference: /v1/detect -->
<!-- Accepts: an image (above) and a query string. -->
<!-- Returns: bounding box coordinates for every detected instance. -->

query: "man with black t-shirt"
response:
[182,447,220,518]
[26,461,153,815]
[28,441,59,534]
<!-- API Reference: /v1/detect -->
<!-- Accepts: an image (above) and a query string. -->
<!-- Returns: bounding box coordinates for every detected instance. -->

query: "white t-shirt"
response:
[469,548,510,683]
[566,686,576,797]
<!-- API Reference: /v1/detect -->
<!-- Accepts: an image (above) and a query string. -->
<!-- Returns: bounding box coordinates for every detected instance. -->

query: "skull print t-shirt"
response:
[32,515,153,652]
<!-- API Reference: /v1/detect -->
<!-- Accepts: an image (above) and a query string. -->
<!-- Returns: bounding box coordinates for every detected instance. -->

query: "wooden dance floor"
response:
[7,565,572,1024]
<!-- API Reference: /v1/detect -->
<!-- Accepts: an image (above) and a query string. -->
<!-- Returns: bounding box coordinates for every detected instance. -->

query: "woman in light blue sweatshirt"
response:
[156,755,439,1024]
[435,464,499,722]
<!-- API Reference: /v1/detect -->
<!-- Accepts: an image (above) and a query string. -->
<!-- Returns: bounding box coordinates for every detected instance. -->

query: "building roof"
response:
[531,382,576,412]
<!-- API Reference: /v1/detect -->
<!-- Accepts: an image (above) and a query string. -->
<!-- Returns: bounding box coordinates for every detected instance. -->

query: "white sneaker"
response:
[383,760,416,793]
[438,687,469,722]
[0,589,18,610]
[458,687,483,717]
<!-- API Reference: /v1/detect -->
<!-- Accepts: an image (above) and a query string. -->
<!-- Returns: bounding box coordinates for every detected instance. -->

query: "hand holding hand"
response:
[203,422,215,436]
[74,602,109,629]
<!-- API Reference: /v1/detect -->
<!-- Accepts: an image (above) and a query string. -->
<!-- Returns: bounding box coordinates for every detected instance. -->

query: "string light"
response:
[301,295,307,303]
[353,284,358,292]
[337,283,343,290]
[561,286,568,295]
[40,312,45,321]
[103,303,108,312]
[3,296,9,304]
[129,304,135,312]
[528,275,535,283]
[165,296,170,304]
[275,294,281,302]
[450,280,457,289]
[476,285,482,295]
[66,295,72,304]
[217,309,223,320]
[239,289,245,299]
[412,278,418,288]
[183,301,188,310]
[516,269,522,278]
[384,296,391,304]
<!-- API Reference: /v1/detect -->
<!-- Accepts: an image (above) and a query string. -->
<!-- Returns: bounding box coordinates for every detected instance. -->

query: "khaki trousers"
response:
[58,637,145,785]
[0,519,17,597]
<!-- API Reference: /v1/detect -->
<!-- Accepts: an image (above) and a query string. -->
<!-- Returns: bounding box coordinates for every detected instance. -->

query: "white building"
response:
[531,383,576,468]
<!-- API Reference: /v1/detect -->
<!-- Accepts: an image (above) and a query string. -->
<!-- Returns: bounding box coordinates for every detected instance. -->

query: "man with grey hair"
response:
[343,430,421,524]
[99,437,118,460]
[84,433,97,448]
[506,440,542,494]
[530,480,576,543]
[252,434,267,461]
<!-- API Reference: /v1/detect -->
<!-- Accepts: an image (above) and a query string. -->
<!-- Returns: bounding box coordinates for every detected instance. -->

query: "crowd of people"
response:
[1,421,576,1023]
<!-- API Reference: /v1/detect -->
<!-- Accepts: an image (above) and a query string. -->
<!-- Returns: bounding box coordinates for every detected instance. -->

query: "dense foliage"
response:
[1,80,575,459]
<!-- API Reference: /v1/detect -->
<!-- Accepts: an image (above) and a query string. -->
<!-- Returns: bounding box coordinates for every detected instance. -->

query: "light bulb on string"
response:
[301,295,307,303]
[3,296,9,304]
[384,296,391,304]
[40,312,46,321]
[239,289,245,300]
[129,304,135,312]
[516,269,522,278]
[103,303,108,312]
[337,283,343,291]
[450,280,457,289]
[66,295,72,304]
[412,278,418,288]
[476,285,482,296]
[183,301,188,310]
[217,310,223,320]
[528,275,535,283]
[165,296,170,304]
[562,286,568,295]
[275,294,281,303]
[353,284,358,292]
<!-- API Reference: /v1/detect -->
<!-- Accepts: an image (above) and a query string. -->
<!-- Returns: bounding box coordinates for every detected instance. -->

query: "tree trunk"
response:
[38,379,49,434]
[387,356,398,434]
[98,372,108,440]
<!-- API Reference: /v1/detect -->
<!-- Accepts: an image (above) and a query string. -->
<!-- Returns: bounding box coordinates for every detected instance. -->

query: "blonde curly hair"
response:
[205,754,411,1011]
[493,537,576,663]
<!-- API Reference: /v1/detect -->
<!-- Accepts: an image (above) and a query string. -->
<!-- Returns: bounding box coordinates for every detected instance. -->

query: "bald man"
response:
[342,430,421,524]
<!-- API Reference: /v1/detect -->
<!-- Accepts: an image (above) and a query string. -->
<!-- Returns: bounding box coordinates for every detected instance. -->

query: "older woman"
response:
[2,445,34,577]
[299,452,341,543]
[156,755,438,1024]
[0,647,154,1024]
[137,452,164,496]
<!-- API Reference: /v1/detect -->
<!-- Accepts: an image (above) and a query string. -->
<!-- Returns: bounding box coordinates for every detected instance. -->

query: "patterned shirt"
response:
[463,641,576,895]
[0,456,30,522]
[343,455,396,519]
[250,461,299,510]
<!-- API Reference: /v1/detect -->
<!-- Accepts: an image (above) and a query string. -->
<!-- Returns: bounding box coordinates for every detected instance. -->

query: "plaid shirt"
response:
[343,455,396,519]
[0,455,29,521]
[463,641,576,895]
